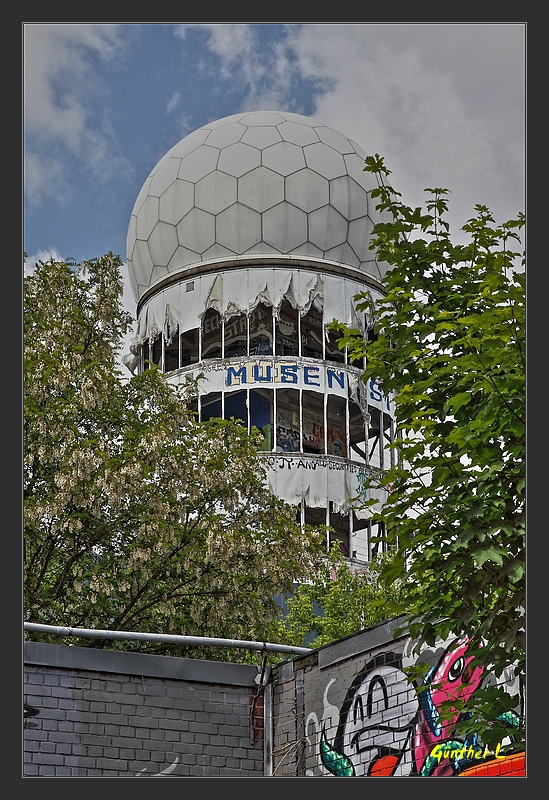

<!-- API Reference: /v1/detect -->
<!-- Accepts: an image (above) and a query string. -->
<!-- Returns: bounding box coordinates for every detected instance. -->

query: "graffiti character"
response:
[414,636,488,776]
[320,654,418,776]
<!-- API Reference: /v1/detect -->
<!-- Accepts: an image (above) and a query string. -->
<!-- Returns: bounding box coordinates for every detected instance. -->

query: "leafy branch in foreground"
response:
[330,154,525,743]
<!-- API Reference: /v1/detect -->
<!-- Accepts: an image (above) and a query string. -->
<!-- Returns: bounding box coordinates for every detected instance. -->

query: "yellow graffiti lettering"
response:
[495,742,505,760]
[432,742,508,764]
[431,744,444,764]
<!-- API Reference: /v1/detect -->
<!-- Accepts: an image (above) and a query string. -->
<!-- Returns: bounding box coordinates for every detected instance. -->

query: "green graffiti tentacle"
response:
[497,710,521,728]
[420,740,467,777]
[320,727,355,776]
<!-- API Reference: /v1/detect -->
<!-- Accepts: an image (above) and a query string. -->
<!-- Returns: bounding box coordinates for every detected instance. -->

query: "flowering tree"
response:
[24,254,325,660]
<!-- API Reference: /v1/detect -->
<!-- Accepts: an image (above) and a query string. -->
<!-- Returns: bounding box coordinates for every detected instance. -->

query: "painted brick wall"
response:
[24,642,265,777]
[269,617,525,778]
[24,617,525,778]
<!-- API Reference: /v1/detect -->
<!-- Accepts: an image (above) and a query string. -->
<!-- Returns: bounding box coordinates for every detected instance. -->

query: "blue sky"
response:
[23,22,525,330]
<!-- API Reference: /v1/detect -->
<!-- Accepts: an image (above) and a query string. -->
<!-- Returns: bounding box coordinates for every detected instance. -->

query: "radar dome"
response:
[126,111,384,302]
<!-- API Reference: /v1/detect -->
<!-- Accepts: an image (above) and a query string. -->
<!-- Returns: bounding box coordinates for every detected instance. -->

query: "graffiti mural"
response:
[24,702,40,729]
[314,653,417,776]
[308,639,525,777]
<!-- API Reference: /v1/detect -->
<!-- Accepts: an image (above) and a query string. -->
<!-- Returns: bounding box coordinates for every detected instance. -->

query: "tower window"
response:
[325,327,346,364]
[250,388,273,452]
[225,389,248,428]
[224,312,247,358]
[275,300,299,357]
[302,390,325,454]
[327,395,347,458]
[249,303,273,356]
[181,327,199,367]
[349,400,367,463]
[276,388,300,453]
[202,308,222,360]
[301,303,323,359]
[201,392,221,422]
[164,330,179,372]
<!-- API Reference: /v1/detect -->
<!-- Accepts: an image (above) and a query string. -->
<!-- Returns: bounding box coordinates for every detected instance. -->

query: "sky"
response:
[23,22,526,356]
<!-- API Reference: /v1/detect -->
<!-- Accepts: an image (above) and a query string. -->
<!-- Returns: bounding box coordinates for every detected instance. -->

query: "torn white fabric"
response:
[130,266,383,351]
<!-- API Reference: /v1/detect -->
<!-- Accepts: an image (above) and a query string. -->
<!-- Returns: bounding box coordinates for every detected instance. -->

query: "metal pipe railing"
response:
[23,622,312,657]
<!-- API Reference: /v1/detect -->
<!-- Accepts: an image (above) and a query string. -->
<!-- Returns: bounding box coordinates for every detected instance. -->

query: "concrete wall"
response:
[24,642,266,777]
[24,618,525,778]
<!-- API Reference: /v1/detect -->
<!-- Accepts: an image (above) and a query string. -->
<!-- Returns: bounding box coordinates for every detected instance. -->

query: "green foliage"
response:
[330,156,525,742]
[24,255,325,661]
[271,545,406,649]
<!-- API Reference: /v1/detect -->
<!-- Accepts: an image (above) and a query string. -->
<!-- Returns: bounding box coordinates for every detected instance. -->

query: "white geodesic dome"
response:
[126,111,386,303]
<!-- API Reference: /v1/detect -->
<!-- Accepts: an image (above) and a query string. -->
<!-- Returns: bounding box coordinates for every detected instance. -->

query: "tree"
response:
[330,156,525,746]
[24,254,325,661]
[270,545,406,650]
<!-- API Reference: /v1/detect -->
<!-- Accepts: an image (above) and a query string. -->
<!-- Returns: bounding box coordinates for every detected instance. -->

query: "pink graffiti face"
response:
[428,638,484,727]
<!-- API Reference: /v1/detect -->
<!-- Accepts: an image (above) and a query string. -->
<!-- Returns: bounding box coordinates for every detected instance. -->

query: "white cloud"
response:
[24,247,65,276]
[167,92,181,114]
[174,23,304,112]
[283,24,525,232]
[23,23,130,208]
[171,23,524,232]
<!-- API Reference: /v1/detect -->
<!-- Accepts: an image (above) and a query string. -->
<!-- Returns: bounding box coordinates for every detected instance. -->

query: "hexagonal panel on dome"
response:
[330,176,369,221]
[178,145,220,183]
[238,167,284,213]
[130,239,154,289]
[169,127,210,159]
[148,221,179,268]
[349,140,367,160]
[126,214,137,253]
[136,196,160,241]
[263,202,308,252]
[315,125,356,154]
[176,207,216,254]
[195,171,237,215]
[281,112,317,127]
[325,242,360,268]
[289,241,324,259]
[216,203,261,253]
[201,242,238,262]
[277,121,320,147]
[245,241,282,256]
[167,244,204,272]
[241,126,282,149]
[159,179,195,226]
[150,265,169,286]
[217,142,261,178]
[308,205,348,252]
[262,141,306,176]
[285,169,329,212]
[343,152,377,191]
[204,122,247,149]
[347,215,375,261]
[242,111,286,126]
[149,158,181,198]
[130,175,153,218]
[304,142,346,180]
[360,259,383,283]
[205,112,247,129]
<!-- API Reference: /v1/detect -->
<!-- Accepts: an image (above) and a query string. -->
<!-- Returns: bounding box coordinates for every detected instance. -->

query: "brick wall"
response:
[24,618,525,778]
[269,617,525,777]
[24,642,265,777]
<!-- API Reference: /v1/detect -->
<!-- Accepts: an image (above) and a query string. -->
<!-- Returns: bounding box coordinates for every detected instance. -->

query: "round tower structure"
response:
[126,110,395,563]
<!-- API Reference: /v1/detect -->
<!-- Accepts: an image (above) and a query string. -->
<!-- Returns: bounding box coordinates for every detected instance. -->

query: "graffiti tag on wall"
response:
[306,639,525,777]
